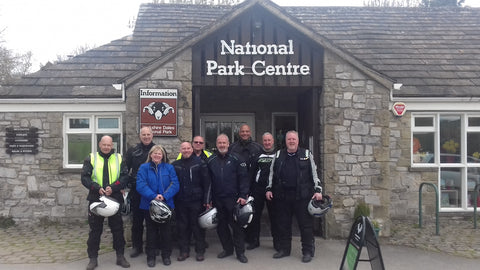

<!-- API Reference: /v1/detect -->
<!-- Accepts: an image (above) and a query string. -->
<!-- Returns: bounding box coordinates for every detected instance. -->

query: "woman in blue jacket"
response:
[137,145,179,267]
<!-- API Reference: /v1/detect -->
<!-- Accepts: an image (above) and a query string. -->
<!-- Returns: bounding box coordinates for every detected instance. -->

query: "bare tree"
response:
[51,43,95,64]
[0,33,32,84]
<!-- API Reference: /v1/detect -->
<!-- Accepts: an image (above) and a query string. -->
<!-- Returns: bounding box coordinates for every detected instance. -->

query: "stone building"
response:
[1,0,480,238]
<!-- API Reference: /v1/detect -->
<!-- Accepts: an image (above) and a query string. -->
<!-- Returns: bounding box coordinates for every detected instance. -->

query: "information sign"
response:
[5,127,39,154]
[139,89,178,136]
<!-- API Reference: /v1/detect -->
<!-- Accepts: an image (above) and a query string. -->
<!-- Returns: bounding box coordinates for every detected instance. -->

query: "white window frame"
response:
[63,113,123,169]
[412,113,480,212]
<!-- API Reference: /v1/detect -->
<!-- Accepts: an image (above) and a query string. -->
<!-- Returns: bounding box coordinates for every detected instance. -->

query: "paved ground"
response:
[1,218,480,269]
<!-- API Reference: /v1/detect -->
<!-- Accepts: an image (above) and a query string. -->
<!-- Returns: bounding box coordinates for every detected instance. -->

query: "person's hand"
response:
[204,203,212,210]
[156,194,164,201]
[312,192,322,201]
[237,197,247,205]
[266,191,273,201]
[99,188,106,195]
[105,186,112,196]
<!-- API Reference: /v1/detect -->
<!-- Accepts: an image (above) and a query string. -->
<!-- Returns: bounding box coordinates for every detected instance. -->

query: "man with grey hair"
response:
[81,135,130,270]
[245,132,278,250]
[207,134,250,263]
[266,130,323,263]
[125,126,155,258]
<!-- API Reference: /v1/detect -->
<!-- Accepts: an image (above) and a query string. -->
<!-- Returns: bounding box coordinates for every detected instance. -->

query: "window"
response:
[200,114,254,152]
[64,114,122,168]
[272,113,298,150]
[412,114,480,211]
[412,116,435,164]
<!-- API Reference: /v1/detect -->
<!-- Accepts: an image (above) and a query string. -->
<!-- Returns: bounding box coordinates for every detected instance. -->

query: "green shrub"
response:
[0,216,16,229]
[353,201,370,220]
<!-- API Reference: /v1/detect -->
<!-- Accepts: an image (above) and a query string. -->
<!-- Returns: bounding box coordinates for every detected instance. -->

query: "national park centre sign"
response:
[206,39,310,76]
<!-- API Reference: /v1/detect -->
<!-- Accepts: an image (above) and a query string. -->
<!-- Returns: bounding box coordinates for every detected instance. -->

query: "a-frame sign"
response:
[340,216,385,270]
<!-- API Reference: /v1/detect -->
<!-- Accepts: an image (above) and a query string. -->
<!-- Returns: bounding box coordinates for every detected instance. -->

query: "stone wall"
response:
[322,51,392,237]
[0,112,87,224]
[388,113,438,222]
[125,49,193,159]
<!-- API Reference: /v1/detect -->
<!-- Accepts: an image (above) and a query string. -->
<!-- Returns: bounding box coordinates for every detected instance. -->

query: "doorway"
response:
[200,114,255,151]
[272,113,298,149]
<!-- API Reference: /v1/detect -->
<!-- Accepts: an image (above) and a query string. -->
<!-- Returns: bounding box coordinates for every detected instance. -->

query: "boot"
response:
[86,258,98,270]
[130,247,142,258]
[116,255,131,268]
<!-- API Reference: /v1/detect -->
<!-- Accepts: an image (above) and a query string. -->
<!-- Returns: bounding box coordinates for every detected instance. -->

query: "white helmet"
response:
[198,207,218,230]
[308,195,332,217]
[233,196,255,228]
[90,196,120,217]
[149,200,172,223]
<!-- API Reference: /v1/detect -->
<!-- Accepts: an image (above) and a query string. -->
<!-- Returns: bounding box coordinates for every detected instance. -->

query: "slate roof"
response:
[1,0,479,99]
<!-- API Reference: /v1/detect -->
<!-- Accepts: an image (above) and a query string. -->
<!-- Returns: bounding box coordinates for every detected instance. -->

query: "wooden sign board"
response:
[5,127,39,154]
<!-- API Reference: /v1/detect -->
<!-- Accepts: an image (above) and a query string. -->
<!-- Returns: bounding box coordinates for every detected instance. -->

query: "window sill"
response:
[409,166,437,172]
[59,168,82,174]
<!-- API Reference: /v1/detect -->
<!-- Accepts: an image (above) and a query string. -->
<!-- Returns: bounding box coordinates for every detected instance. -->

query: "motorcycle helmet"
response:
[198,207,218,230]
[149,200,172,223]
[233,196,254,228]
[308,194,332,217]
[90,196,120,217]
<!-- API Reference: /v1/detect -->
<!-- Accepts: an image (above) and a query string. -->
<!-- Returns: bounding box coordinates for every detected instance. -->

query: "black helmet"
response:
[198,207,218,230]
[149,200,172,223]
[308,195,332,217]
[233,196,254,228]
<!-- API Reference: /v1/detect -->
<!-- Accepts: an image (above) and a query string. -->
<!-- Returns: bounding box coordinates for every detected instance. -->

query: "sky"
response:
[1,0,479,72]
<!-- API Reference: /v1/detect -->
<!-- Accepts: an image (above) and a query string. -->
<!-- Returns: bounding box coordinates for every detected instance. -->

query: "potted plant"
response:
[353,202,381,238]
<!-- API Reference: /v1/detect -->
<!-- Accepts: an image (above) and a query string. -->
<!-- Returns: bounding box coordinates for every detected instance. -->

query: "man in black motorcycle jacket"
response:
[266,130,322,263]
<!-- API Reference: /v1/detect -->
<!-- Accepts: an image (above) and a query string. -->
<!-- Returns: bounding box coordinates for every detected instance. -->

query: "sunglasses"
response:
[193,141,204,144]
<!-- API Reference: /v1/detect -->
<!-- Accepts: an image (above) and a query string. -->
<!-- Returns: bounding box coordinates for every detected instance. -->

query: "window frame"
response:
[63,113,123,169]
[412,113,480,212]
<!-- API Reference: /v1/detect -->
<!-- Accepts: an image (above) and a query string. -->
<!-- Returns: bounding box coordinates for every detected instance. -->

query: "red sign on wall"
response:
[392,102,406,117]
[140,89,178,136]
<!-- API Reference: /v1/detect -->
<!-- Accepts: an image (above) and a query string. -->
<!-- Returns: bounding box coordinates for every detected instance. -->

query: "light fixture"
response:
[393,83,403,90]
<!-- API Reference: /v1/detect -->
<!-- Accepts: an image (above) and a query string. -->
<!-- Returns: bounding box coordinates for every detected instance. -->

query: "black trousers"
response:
[175,200,206,255]
[87,204,126,258]
[273,190,315,256]
[214,196,245,256]
[245,185,278,249]
[129,189,144,250]
[144,210,172,259]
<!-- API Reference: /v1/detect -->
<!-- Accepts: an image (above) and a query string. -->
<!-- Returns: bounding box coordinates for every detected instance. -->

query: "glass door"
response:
[200,114,255,152]
[272,113,298,150]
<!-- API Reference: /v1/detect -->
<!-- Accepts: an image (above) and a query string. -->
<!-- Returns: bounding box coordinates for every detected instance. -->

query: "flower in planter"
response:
[371,219,381,229]
[442,139,459,154]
